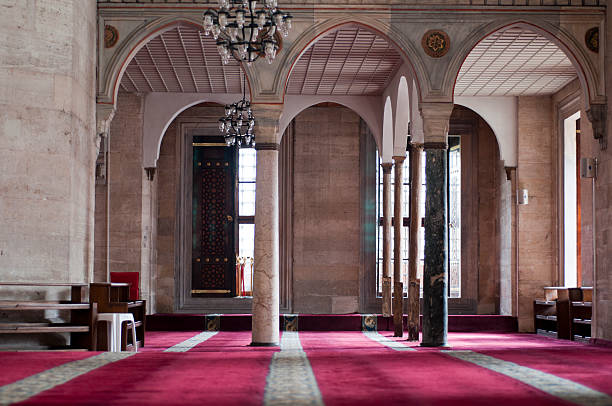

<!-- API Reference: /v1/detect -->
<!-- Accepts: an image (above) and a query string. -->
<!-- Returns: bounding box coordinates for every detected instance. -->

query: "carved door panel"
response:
[192,141,236,297]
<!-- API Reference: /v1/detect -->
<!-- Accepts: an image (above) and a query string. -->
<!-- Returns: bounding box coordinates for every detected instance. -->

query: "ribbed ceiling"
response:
[120,24,243,94]
[455,27,577,96]
[120,24,577,98]
[286,27,403,95]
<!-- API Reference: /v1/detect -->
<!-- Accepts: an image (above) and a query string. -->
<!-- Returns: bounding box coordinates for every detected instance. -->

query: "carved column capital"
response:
[586,103,607,150]
[381,162,394,174]
[420,102,454,147]
[392,155,406,164]
[96,103,116,154]
[250,103,284,145]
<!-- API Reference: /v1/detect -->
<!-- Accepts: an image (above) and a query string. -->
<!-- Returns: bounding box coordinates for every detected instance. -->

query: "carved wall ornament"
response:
[422,30,450,58]
[585,27,599,53]
[104,25,119,48]
[586,103,607,150]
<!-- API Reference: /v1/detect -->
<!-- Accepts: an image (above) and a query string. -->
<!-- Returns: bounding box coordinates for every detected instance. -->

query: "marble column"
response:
[393,155,405,336]
[420,103,453,347]
[407,144,423,341]
[251,104,283,346]
[381,162,393,317]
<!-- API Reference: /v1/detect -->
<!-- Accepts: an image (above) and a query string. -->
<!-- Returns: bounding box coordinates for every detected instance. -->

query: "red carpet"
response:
[299,331,574,406]
[2,331,610,405]
[0,352,97,386]
[479,345,612,396]
[138,331,210,352]
[17,332,277,406]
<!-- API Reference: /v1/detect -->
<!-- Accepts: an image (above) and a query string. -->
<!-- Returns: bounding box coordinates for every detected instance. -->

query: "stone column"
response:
[381,162,394,317]
[251,104,283,346]
[407,144,423,341]
[393,155,405,336]
[420,103,453,347]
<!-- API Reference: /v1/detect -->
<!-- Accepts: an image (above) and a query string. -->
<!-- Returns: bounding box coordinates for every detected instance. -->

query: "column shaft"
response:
[422,146,448,346]
[407,144,423,341]
[381,162,393,317]
[252,145,280,345]
[393,156,405,336]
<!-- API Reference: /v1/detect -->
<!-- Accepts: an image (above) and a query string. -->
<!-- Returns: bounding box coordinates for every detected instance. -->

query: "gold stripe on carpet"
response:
[164,331,219,352]
[444,350,612,406]
[263,332,324,406]
[363,331,417,351]
[0,352,135,405]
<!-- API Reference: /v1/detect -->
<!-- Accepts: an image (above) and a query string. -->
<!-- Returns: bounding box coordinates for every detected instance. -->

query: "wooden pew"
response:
[0,282,97,350]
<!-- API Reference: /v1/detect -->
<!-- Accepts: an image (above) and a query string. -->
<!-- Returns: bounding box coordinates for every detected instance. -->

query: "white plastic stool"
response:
[97,313,138,352]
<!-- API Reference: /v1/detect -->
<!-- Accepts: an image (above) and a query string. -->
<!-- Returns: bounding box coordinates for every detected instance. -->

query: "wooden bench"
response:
[534,286,592,341]
[0,282,97,350]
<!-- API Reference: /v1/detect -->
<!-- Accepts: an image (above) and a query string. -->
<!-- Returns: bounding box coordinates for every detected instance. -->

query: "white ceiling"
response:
[285,26,402,95]
[120,24,578,98]
[455,27,577,96]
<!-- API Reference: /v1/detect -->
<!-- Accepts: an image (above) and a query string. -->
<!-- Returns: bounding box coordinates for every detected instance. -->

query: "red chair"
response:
[110,272,139,301]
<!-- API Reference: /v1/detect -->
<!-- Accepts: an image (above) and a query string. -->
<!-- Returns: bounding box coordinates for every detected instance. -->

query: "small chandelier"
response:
[219,75,255,147]
[203,0,293,65]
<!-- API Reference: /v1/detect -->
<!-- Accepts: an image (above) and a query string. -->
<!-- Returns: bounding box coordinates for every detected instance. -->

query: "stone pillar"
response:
[381,162,394,317]
[251,104,283,346]
[0,0,97,286]
[420,103,453,347]
[393,155,405,336]
[407,144,423,341]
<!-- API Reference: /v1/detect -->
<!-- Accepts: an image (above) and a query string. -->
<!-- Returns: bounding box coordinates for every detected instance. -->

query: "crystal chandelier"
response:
[219,75,255,147]
[203,0,292,65]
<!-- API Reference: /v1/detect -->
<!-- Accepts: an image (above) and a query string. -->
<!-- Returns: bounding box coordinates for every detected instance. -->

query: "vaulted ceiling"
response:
[119,24,577,97]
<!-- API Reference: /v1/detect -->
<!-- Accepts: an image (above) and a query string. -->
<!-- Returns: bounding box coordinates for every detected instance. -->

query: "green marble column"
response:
[421,146,448,347]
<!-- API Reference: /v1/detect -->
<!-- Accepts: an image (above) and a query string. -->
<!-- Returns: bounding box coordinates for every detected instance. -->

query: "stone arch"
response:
[454,97,517,167]
[445,19,602,106]
[382,96,394,162]
[281,95,383,151]
[394,76,410,156]
[274,16,428,105]
[143,93,244,168]
[98,16,256,108]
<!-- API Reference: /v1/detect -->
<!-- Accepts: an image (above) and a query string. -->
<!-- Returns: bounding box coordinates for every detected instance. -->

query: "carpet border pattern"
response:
[0,352,135,405]
[263,332,324,406]
[444,350,612,406]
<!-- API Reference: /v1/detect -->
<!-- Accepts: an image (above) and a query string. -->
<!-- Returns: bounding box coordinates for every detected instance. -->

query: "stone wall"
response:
[477,117,502,314]
[156,120,179,313]
[96,92,158,312]
[517,96,555,332]
[596,4,612,341]
[292,106,361,313]
[0,0,97,288]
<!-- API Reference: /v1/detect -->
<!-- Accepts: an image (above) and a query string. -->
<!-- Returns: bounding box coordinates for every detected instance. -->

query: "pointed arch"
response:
[382,96,394,162]
[394,76,410,156]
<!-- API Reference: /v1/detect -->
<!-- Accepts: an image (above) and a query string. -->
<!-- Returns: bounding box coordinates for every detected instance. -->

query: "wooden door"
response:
[191,139,237,297]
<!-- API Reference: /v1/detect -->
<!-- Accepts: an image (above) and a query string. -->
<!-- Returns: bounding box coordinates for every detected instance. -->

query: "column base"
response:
[249,342,279,347]
[420,342,450,348]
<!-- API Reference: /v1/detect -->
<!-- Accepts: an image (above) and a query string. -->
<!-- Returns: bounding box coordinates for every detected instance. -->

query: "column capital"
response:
[381,162,393,174]
[392,155,406,163]
[420,102,454,147]
[96,103,116,156]
[251,103,284,145]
